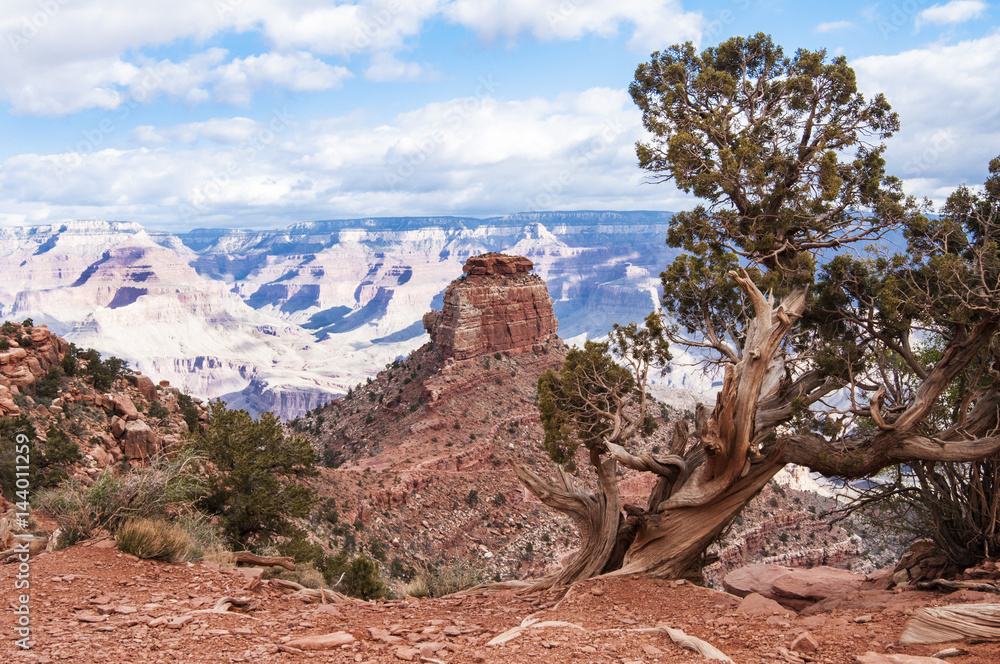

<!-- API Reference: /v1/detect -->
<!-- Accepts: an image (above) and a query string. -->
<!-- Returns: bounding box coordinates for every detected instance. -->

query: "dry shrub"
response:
[399,577,429,598]
[115,518,193,563]
[268,563,324,589]
[420,560,481,597]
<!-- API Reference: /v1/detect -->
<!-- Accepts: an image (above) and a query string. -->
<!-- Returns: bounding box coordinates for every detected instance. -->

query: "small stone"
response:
[930,648,967,659]
[854,615,874,624]
[643,645,665,655]
[287,631,357,650]
[791,631,819,653]
[394,646,419,661]
[166,615,193,629]
[75,612,108,623]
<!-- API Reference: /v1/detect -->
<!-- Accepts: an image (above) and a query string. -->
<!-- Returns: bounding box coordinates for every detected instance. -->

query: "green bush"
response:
[0,415,37,500]
[1,321,15,335]
[116,518,193,562]
[35,366,64,400]
[82,349,128,391]
[195,400,317,547]
[0,338,8,351]
[148,401,169,419]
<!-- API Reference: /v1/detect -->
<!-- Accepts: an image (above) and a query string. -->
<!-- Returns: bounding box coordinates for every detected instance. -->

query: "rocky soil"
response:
[4,541,1000,664]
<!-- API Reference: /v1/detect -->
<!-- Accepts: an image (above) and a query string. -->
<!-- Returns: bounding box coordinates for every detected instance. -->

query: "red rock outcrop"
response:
[422,253,558,360]
[0,323,69,415]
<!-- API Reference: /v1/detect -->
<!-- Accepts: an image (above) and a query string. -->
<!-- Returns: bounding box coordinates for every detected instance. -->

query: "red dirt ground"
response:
[4,541,1000,664]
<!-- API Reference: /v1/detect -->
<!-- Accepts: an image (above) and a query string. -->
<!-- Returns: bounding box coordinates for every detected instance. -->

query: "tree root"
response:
[272,578,360,603]
[486,617,586,646]
[627,626,733,662]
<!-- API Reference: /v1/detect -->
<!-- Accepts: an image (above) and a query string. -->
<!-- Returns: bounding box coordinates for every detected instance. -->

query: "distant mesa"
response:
[423,253,559,361]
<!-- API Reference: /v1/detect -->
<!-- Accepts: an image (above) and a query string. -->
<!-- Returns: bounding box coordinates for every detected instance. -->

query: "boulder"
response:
[723,564,865,611]
[122,420,159,459]
[723,564,796,598]
[790,631,819,653]
[25,356,44,379]
[0,384,19,415]
[110,394,139,421]
[135,375,158,402]
[771,566,866,603]
[736,592,792,616]
[110,415,127,439]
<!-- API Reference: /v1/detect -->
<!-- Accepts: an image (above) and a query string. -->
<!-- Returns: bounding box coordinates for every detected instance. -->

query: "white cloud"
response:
[0,0,711,115]
[0,87,695,229]
[917,0,988,26]
[853,31,1000,200]
[0,45,350,115]
[364,52,431,82]
[131,118,263,146]
[816,20,856,33]
[213,52,352,105]
[444,0,703,50]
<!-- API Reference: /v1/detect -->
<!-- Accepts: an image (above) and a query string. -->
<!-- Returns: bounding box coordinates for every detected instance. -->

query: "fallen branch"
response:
[487,618,586,646]
[916,579,1000,594]
[232,552,296,571]
[272,578,359,604]
[187,596,261,619]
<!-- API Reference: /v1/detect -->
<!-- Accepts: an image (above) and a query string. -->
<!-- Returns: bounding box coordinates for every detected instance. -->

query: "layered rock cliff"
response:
[0,323,68,415]
[422,253,559,360]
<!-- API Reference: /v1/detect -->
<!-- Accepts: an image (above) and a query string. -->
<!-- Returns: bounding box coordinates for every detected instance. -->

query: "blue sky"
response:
[0,0,997,231]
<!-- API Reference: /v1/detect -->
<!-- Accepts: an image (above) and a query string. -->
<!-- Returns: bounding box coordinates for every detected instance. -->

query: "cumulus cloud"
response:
[364,52,432,82]
[816,20,856,33]
[853,31,1000,200]
[443,0,703,50]
[0,44,350,115]
[0,88,694,229]
[213,52,352,105]
[917,0,988,27]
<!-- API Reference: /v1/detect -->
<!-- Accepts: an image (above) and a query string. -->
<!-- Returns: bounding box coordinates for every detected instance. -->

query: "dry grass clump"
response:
[399,577,429,598]
[115,518,193,563]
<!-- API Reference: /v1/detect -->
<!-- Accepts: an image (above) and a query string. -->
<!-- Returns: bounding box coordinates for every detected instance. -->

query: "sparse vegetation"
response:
[115,518,194,563]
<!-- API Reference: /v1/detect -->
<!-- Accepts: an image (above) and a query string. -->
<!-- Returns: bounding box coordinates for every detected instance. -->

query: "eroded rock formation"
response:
[422,253,558,360]
[0,323,69,415]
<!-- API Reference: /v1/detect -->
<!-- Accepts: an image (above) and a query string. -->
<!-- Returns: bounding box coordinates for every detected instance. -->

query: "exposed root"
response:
[486,617,586,646]
[272,578,361,604]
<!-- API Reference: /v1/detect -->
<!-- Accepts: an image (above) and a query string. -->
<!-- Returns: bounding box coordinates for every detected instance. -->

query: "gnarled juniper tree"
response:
[514,33,1000,586]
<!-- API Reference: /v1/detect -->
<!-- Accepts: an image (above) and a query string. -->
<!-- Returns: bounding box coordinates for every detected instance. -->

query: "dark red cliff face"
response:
[422,253,559,361]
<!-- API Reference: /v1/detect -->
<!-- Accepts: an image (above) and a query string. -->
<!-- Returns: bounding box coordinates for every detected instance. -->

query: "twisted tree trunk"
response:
[512,452,622,589]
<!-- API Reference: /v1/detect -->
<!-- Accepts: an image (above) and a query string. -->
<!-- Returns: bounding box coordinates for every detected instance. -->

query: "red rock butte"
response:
[423,253,559,361]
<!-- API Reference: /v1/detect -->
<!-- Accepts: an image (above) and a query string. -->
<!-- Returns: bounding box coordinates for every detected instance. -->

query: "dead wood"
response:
[916,579,1000,594]
[232,551,296,570]
[900,603,1000,645]
[272,578,360,604]
[656,625,734,662]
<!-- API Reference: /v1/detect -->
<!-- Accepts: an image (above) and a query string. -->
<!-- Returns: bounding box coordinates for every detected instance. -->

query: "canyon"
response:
[0,213,719,419]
